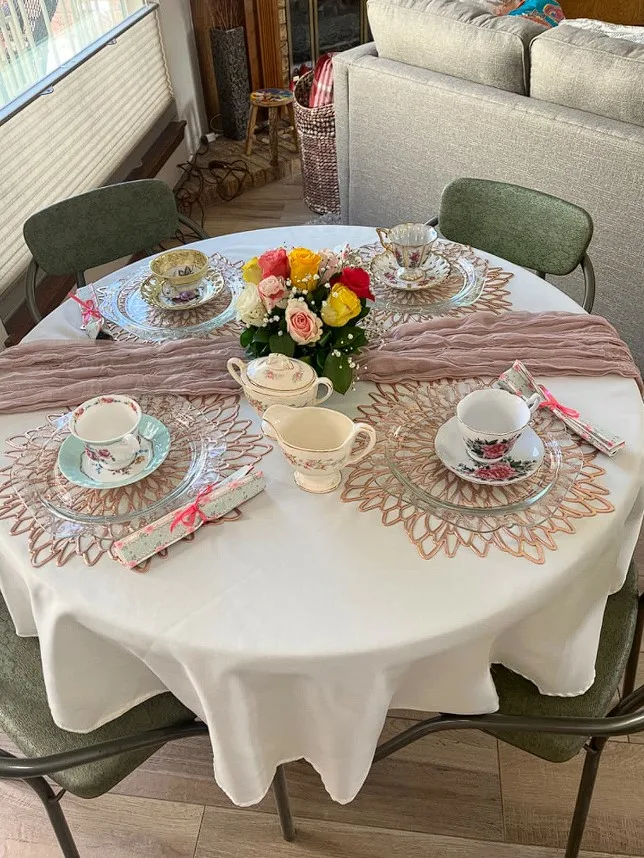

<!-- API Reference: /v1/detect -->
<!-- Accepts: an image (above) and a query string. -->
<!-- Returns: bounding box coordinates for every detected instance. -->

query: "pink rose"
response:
[474,462,517,482]
[317,249,342,284]
[481,441,513,459]
[285,299,323,345]
[258,275,288,311]
[258,247,289,280]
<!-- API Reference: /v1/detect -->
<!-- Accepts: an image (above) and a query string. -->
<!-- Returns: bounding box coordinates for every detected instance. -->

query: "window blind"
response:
[0,9,174,296]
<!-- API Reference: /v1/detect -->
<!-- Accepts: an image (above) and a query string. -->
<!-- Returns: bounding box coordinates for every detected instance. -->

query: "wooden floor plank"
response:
[499,740,644,855]
[116,721,503,842]
[0,780,203,857]
[194,806,641,858]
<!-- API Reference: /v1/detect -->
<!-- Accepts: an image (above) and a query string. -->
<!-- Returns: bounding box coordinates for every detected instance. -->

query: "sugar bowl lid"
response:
[245,353,317,392]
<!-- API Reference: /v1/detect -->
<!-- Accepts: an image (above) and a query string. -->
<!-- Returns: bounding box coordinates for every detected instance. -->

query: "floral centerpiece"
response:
[235,246,373,393]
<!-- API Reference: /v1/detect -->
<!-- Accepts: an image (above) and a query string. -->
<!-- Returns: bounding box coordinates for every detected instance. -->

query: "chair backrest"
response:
[23,180,180,276]
[438,178,593,276]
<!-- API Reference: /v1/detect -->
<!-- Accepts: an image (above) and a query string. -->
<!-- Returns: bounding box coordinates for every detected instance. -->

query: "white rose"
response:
[236,282,268,326]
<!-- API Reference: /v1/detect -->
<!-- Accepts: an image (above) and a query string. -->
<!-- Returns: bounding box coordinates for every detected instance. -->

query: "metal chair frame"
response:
[24,213,209,324]
[426,215,597,312]
[0,721,295,858]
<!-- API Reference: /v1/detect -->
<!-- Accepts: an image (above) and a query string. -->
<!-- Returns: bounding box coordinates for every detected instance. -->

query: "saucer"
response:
[434,417,544,485]
[140,272,225,311]
[370,251,451,291]
[57,415,171,489]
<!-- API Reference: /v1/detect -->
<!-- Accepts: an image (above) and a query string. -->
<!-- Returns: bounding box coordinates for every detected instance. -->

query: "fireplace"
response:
[285,0,369,76]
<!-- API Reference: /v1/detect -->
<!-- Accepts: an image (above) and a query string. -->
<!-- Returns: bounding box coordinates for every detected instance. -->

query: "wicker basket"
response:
[294,71,341,216]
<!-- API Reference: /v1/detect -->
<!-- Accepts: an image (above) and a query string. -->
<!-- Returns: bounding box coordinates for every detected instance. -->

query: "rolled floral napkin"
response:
[497,360,625,456]
[113,467,266,569]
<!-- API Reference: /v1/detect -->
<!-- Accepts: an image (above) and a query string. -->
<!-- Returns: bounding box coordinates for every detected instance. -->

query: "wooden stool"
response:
[245,88,299,167]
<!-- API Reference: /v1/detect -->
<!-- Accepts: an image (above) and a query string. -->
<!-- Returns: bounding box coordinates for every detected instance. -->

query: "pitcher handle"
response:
[313,377,334,406]
[376,227,392,254]
[346,424,377,465]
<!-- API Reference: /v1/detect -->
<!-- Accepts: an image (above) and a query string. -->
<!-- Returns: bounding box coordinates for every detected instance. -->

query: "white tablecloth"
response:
[2,225,643,806]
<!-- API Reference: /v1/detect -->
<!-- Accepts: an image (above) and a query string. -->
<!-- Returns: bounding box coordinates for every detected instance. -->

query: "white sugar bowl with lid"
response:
[227,353,334,415]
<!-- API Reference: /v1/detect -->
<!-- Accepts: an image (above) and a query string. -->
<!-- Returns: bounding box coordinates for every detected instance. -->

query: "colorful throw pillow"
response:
[508,0,564,27]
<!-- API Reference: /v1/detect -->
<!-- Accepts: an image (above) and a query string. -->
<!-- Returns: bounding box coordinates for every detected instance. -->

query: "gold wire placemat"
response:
[341,381,614,564]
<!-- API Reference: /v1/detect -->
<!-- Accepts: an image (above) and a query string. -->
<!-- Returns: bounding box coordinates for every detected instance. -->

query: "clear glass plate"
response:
[369,251,487,317]
[11,394,227,540]
[380,416,584,533]
[95,258,243,341]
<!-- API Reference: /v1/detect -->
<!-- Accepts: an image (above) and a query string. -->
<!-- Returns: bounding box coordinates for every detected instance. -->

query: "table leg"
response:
[245,104,259,157]
[287,103,299,153]
[272,764,295,841]
[269,106,279,167]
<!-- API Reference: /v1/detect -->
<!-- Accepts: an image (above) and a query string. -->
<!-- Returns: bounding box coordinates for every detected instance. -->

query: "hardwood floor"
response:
[1,178,643,856]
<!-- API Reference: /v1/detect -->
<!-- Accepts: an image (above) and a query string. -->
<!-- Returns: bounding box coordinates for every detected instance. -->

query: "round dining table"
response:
[1,225,643,807]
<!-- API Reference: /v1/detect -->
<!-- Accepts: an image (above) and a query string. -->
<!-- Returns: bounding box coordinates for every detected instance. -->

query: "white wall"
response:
[157,0,208,154]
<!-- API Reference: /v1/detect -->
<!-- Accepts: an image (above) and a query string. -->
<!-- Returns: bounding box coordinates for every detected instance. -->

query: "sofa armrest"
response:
[334,43,379,222]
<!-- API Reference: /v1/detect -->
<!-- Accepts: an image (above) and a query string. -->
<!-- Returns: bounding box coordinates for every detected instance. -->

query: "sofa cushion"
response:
[531,24,644,127]
[564,19,644,45]
[367,0,547,95]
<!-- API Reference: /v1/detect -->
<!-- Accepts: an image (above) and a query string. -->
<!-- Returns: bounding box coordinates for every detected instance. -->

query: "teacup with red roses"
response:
[456,388,541,463]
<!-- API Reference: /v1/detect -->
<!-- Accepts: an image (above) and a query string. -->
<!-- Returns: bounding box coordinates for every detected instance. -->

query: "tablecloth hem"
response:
[48,688,170,734]
[494,660,597,698]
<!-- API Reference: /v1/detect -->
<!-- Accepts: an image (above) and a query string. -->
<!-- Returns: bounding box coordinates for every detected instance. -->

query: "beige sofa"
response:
[334,0,644,365]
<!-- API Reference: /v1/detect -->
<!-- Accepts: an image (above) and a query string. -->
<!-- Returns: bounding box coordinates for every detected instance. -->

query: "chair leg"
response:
[24,776,81,858]
[269,107,280,167]
[287,103,299,153]
[564,738,606,858]
[271,764,295,841]
[245,104,259,157]
[623,594,644,699]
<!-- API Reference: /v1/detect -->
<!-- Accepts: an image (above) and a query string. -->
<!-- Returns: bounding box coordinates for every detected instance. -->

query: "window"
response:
[0,1,149,111]
[0,2,174,298]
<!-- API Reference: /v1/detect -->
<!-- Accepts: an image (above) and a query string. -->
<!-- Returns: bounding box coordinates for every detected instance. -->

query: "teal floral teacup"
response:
[69,394,142,471]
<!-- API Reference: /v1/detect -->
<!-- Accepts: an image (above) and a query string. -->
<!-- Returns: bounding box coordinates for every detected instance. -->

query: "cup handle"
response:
[346,424,377,465]
[227,357,247,387]
[313,378,334,405]
[122,433,140,457]
[376,227,392,254]
[526,392,542,415]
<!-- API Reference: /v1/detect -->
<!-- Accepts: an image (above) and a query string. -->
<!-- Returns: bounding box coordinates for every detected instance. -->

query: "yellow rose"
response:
[321,284,361,327]
[242,256,263,284]
[288,247,322,291]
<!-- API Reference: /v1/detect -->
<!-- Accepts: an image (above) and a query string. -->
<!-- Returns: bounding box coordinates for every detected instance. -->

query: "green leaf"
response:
[323,352,353,395]
[298,355,313,366]
[269,333,295,356]
[315,349,328,373]
[355,305,371,321]
[240,327,255,348]
[253,328,270,344]
[318,329,332,348]
[332,326,366,349]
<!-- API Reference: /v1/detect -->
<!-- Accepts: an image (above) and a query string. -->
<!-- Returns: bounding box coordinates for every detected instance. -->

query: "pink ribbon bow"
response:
[537,385,580,419]
[68,292,102,325]
[170,485,216,532]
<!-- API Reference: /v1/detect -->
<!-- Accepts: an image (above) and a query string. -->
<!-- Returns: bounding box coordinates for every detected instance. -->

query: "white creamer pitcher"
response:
[262,405,377,493]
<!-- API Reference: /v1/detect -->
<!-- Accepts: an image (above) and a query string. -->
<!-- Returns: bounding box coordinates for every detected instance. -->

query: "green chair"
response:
[0,593,294,857]
[428,178,596,311]
[373,561,644,858]
[22,179,209,323]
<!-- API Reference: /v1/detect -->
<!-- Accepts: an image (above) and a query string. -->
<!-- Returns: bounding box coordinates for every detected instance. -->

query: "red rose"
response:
[334,266,374,301]
[258,248,289,280]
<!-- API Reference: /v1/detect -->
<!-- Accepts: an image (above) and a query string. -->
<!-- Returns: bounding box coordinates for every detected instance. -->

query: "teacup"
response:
[376,222,438,281]
[70,394,142,471]
[262,404,377,493]
[149,248,209,300]
[456,389,541,463]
